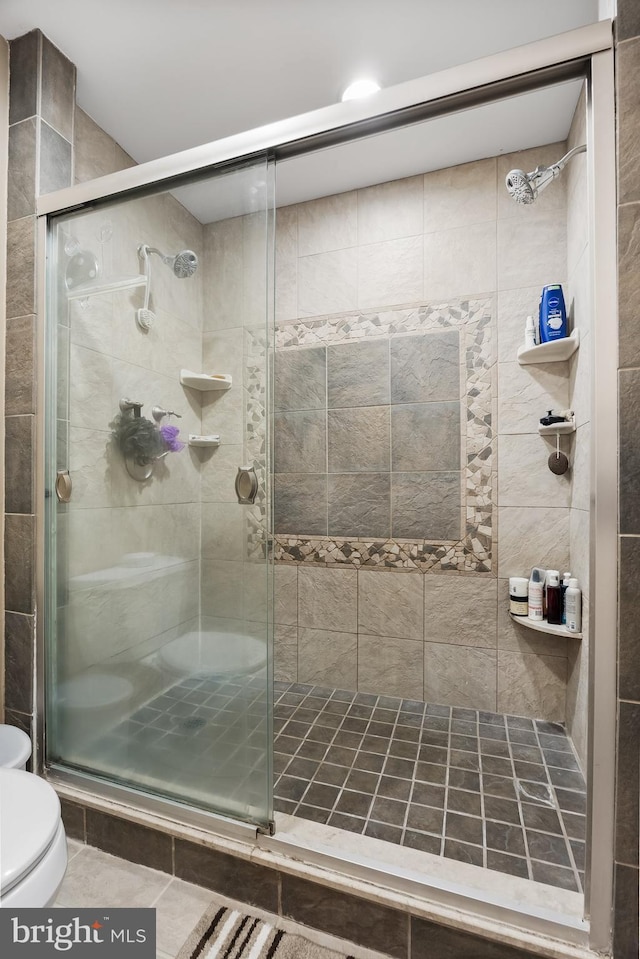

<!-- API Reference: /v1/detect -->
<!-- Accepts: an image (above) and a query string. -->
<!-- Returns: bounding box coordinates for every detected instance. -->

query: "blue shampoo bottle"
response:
[539,284,567,343]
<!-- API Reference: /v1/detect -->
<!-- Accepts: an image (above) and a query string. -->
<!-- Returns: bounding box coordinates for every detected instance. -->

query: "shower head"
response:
[139,244,198,278]
[505,144,586,205]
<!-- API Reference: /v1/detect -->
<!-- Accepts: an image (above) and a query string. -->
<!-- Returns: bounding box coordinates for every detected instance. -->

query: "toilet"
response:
[0,725,67,907]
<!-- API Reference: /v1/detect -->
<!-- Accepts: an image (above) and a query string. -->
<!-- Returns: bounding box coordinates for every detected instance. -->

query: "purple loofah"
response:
[159,424,185,452]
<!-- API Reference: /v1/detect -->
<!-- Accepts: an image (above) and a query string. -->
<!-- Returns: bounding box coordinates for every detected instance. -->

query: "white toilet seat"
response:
[0,769,67,907]
[0,724,32,769]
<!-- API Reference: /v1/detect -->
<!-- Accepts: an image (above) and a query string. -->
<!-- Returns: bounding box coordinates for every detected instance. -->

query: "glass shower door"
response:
[45,157,274,829]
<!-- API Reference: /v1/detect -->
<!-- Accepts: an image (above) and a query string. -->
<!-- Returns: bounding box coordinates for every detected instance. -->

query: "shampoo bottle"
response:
[528,568,545,622]
[561,571,571,624]
[539,285,567,343]
[565,579,582,633]
[546,570,562,625]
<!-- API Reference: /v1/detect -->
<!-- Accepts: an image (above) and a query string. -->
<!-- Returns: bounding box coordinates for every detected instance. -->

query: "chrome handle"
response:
[235,466,258,505]
[55,469,72,503]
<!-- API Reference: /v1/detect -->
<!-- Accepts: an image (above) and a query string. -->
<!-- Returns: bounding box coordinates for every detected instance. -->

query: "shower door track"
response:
[36,20,617,957]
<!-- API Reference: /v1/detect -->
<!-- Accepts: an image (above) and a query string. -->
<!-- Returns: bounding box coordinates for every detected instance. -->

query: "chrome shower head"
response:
[139,244,198,278]
[505,144,586,205]
[169,249,198,278]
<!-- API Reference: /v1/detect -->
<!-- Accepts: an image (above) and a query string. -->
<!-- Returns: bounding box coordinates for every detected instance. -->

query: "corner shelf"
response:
[538,414,576,437]
[180,370,232,391]
[188,434,221,448]
[517,329,579,365]
[509,612,582,639]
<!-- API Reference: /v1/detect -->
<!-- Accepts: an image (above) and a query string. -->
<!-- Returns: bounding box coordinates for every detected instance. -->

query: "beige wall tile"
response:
[201,503,245,562]
[497,211,566,292]
[571,423,590,512]
[275,205,298,323]
[203,217,243,331]
[497,361,569,435]
[275,564,298,625]
[69,344,113,430]
[568,328,591,429]
[424,221,496,300]
[498,433,572,508]
[424,157,497,232]
[358,236,423,308]
[565,620,589,770]
[297,191,357,256]
[298,566,357,632]
[569,507,590,597]
[358,569,423,640]
[358,634,424,699]
[497,506,570,580]
[357,175,423,244]
[68,427,112,508]
[423,575,497,648]
[425,643,497,711]
[497,650,567,721]
[274,624,298,683]
[496,286,544,363]
[200,560,243,619]
[200,443,243,503]
[298,627,357,688]
[298,248,358,317]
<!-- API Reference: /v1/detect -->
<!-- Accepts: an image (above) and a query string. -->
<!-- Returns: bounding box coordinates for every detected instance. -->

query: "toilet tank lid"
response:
[0,769,61,894]
[0,724,32,767]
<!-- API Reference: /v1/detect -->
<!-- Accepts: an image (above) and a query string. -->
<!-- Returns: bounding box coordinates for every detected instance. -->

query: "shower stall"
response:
[37,24,618,956]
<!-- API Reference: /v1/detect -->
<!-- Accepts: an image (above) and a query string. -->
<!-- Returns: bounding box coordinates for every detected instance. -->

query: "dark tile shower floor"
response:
[273,681,587,894]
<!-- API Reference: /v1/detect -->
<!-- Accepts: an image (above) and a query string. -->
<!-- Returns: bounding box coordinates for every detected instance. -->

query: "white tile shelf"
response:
[180,370,232,391]
[188,434,220,448]
[517,329,580,365]
[509,612,582,639]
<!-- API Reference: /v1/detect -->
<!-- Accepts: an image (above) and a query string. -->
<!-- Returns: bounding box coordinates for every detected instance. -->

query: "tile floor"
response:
[273,682,587,893]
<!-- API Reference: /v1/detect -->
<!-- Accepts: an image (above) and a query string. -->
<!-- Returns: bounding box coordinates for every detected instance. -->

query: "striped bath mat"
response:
[177,904,356,959]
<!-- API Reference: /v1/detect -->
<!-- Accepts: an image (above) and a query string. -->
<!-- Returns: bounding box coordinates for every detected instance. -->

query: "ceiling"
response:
[0,1,601,219]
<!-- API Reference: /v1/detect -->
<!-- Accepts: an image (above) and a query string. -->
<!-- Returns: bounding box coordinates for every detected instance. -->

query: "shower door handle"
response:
[55,469,73,503]
[235,466,258,505]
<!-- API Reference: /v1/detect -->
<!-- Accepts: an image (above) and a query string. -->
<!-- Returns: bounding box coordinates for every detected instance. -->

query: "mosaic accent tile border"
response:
[274,299,494,573]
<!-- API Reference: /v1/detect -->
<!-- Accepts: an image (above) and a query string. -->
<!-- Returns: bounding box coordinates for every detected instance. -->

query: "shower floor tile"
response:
[273,682,586,894]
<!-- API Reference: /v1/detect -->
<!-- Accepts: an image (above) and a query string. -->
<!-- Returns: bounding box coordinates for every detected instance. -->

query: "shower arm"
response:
[532,143,587,182]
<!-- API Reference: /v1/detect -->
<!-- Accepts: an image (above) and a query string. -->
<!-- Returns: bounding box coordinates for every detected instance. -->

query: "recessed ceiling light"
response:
[341,78,381,102]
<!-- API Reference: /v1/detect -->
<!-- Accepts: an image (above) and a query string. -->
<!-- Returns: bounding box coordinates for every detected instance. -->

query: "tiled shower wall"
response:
[613,3,640,955]
[4,31,76,743]
[273,142,585,723]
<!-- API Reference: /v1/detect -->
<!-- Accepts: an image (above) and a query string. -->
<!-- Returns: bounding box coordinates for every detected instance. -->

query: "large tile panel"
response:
[274,410,326,473]
[424,221,496,300]
[497,651,567,721]
[391,402,460,472]
[391,472,461,540]
[274,473,327,535]
[298,566,357,633]
[328,407,390,473]
[358,634,424,700]
[298,627,358,688]
[424,643,497,711]
[328,473,391,538]
[424,575,497,648]
[327,340,390,409]
[390,331,460,404]
[358,570,423,640]
[274,346,326,412]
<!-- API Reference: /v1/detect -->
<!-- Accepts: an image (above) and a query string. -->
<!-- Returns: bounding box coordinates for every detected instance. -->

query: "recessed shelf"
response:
[66,274,147,300]
[188,434,221,448]
[509,612,582,639]
[180,370,232,391]
[517,329,580,365]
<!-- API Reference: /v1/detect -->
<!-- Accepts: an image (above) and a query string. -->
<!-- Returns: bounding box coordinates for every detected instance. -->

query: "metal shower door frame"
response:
[35,20,617,955]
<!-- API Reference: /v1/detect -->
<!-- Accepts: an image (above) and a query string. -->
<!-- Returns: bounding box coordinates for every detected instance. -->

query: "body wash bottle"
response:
[528,568,545,622]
